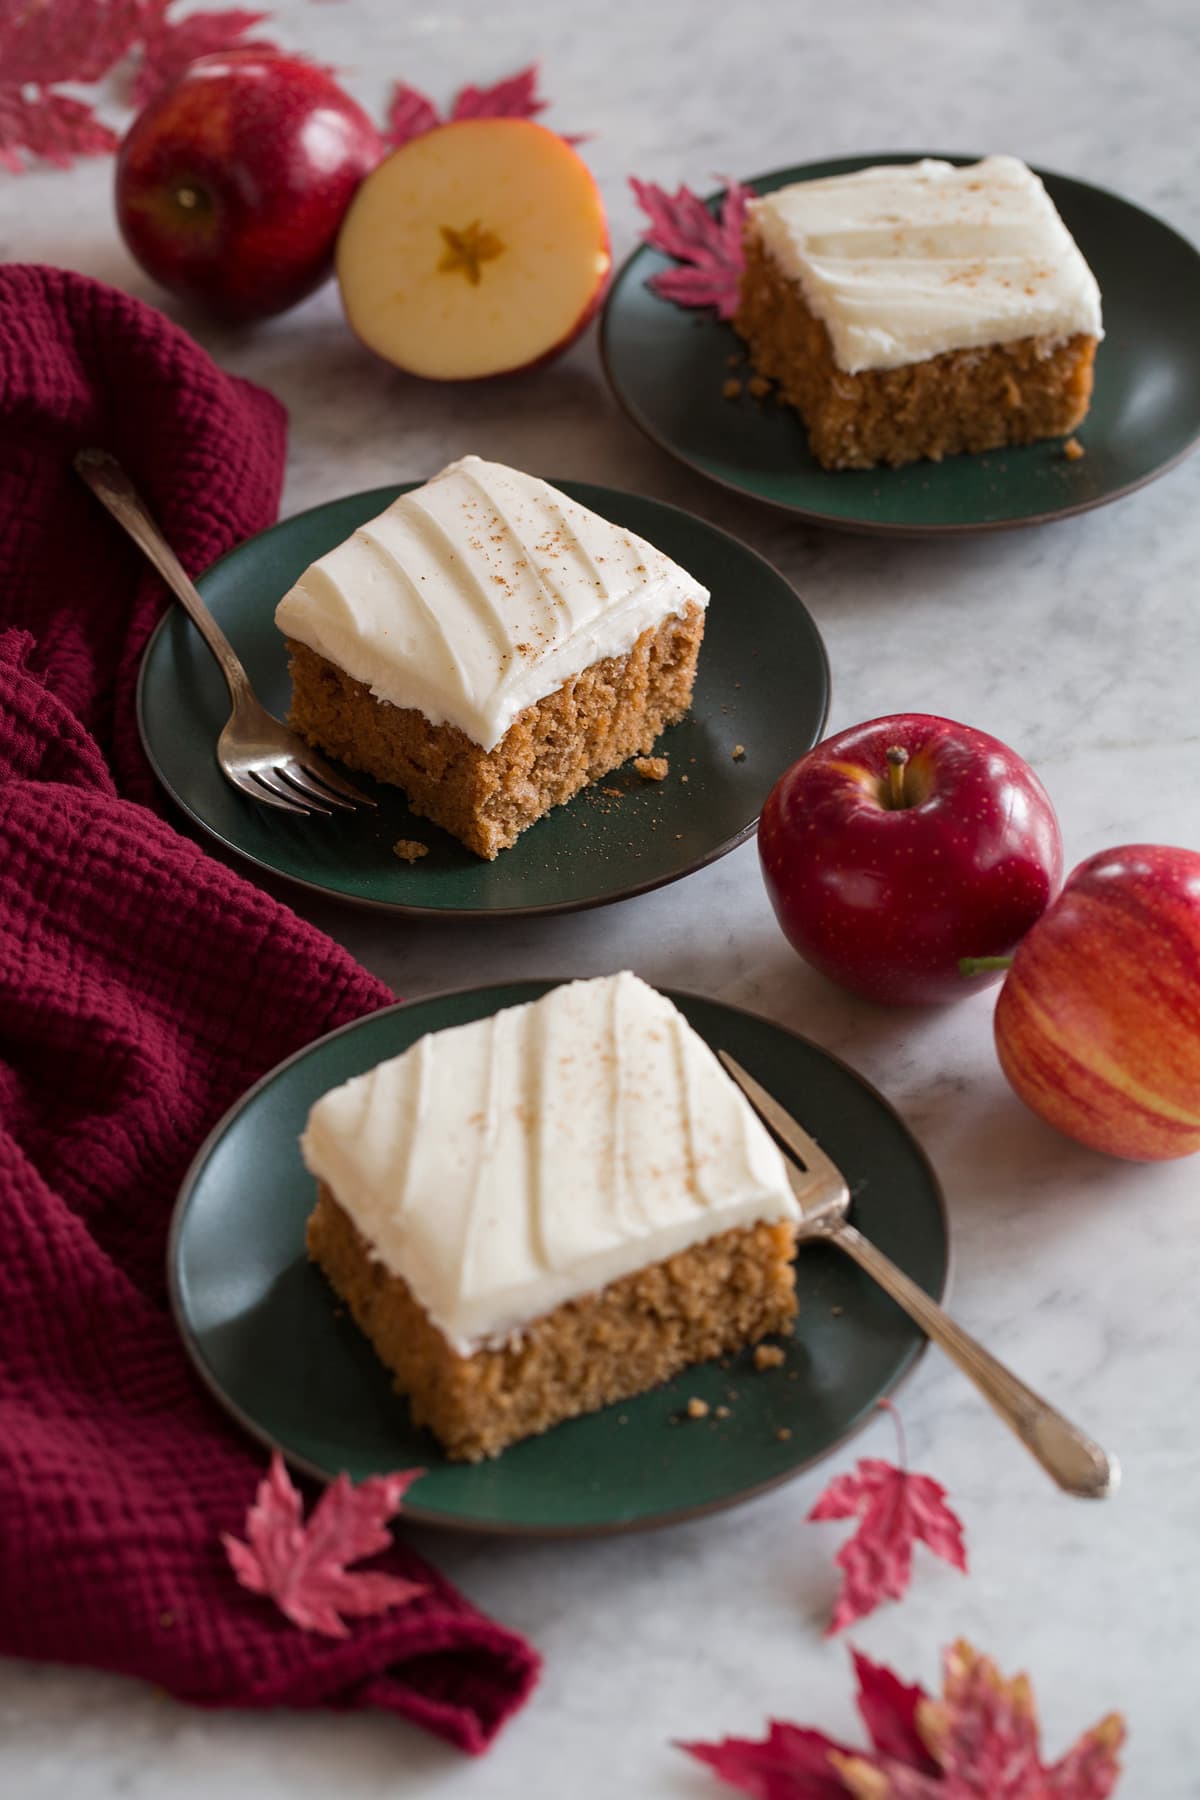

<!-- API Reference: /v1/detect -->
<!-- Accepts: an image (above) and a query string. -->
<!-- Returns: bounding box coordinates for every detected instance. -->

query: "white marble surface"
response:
[3,0,1199,1793]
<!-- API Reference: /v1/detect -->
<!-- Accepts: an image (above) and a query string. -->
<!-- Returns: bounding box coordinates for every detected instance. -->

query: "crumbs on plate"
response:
[754,1343,785,1371]
[633,755,669,781]
[392,838,429,863]
[1063,436,1085,461]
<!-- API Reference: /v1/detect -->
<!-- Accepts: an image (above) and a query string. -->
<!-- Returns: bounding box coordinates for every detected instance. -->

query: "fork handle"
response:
[828,1220,1118,1499]
[74,449,251,705]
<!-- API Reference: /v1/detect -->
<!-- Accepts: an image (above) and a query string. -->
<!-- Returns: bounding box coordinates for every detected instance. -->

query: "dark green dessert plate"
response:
[601,153,1200,535]
[169,983,949,1537]
[138,483,829,915]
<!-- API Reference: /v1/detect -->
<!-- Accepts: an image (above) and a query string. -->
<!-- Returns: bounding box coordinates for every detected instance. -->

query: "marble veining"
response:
[2,0,1198,1793]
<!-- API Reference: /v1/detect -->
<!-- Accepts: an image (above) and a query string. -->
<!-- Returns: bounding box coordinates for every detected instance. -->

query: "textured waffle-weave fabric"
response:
[0,266,539,1753]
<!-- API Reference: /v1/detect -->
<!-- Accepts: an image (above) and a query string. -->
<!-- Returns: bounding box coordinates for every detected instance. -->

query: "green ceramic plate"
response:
[169,983,949,1537]
[137,483,829,915]
[601,153,1200,535]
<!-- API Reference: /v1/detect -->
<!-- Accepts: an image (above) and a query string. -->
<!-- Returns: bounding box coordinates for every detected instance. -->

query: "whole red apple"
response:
[758,714,1063,1005]
[993,844,1200,1160]
[116,51,382,321]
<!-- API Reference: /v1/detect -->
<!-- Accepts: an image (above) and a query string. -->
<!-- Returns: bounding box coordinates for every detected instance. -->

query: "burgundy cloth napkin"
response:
[0,265,539,1752]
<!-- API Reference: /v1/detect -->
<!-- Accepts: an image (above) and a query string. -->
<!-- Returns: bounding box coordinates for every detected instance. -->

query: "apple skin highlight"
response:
[758,713,1063,1006]
[994,844,1200,1161]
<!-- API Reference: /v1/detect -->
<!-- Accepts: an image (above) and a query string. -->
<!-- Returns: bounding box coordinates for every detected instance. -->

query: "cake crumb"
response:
[776,1427,792,1442]
[732,743,746,761]
[714,1404,731,1420]
[686,1397,711,1420]
[1063,436,1085,461]
[680,774,689,783]
[747,375,772,398]
[392,838,429,863]
[602,785,623,798]
[754,1343,785,1371]
[633,755,669,781]
[722,377,743,400]
[831,1305,845,1318]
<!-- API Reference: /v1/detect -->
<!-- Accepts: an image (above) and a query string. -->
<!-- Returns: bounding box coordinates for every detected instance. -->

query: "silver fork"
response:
[720,1052,1118,1500]
[74,448,375,818]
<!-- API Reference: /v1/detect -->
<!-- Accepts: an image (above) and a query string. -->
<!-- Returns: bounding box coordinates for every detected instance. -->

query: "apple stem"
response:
[958,955,1016,978]
[885,746,909,809]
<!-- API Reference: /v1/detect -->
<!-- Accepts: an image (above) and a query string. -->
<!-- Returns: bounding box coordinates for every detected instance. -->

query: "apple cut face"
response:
[336,118,611,380]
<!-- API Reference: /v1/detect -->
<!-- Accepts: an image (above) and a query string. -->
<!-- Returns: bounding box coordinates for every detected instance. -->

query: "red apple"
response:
[993,844,1200,1160]
[335,118,611,379]
[116,51,383,321]
[758,714,1063,1006]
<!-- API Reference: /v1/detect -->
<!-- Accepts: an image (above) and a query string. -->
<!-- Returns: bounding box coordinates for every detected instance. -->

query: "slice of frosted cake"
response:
[735,155,1103,469]
[303,973,801,1461]
[275,456,709,858]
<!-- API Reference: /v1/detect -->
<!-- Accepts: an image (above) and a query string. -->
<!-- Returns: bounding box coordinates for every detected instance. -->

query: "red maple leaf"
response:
[0,0,144,169]
[628,173,753,319]
[383,81,440,148]
[130,5,284,109]
[0,88,119,171]
[222,1451,426,1638]
[450,65,547,124]
[679,1644,1124,1800]
[383,61,580,150]
[0,0,147,86]
[808,1406,967,1634]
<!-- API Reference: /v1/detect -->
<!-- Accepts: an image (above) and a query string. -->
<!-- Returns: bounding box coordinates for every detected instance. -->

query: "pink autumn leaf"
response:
[131,6,285,109]
[808,1404,968,1635]
[0,88,120,171]
[680,1717,859,1799]
[450,64,546,123]
[222,1451,426,1638]
[0,0,146,87]
[680,1644,1124,1800]
[837,1643,1126,1800]
[629,173,753,318]
[384,81,440,148]
[383,61,581,151]
[0,0,142,169]
[851,1648,939,1770]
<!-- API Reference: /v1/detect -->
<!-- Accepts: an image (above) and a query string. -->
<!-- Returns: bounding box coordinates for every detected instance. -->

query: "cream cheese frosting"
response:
[274,456,710,753]
[300,973,800,1354]
[747,155,1104,373]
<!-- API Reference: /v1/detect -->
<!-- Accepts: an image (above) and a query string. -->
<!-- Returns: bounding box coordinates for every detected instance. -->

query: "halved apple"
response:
[335,118,611,380]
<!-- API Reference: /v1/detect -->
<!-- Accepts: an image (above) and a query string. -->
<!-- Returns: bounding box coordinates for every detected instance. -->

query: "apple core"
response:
[437,221,506,286]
